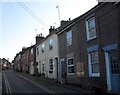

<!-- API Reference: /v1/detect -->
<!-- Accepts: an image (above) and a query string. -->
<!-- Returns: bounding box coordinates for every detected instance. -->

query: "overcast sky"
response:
[0,0,98,62]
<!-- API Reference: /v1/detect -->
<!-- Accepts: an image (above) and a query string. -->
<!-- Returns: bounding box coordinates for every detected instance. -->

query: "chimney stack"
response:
[49,26,56,34]
[36,33,44,44]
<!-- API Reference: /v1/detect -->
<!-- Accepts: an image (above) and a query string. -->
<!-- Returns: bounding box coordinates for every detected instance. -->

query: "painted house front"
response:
[56,2,120,93]
[36,27,59,79]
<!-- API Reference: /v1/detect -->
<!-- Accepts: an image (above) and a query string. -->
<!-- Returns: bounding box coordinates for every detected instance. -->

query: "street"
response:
[2,70,92,95]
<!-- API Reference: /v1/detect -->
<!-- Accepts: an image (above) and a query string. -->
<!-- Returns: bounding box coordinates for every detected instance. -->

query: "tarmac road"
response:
[2,70,92,95]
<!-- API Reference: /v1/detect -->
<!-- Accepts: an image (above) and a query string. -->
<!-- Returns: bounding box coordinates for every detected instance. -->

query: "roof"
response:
[36,30,56,47]
[56,2,106,35]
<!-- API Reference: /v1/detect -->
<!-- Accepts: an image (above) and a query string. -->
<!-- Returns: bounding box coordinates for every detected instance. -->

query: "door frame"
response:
[105,52,111,91]
[103,43,118,92]
[59,58,65,82]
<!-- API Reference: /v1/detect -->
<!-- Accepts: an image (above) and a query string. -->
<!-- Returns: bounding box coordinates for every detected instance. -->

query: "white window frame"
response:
[66,30,72,46]
[88,51,100,77]
[42,60,44,72]
[31,48,33,54]
[86,16,96,41]
[67,57,74,75]
[49,58,53,71]
[36,47,39,56]
[49,39,53,50]
[41,44,45,53]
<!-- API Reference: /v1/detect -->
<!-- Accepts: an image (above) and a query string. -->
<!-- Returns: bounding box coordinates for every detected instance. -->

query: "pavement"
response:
[16,71,120,95]
[16,71,92,94]
[0,72,2,95]
[3,70,120,95]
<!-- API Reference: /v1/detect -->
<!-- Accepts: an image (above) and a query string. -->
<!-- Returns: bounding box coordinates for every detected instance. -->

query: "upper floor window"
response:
[86,16,96,40]
[36,47,39,56]
[67,58,74,75]
[41,44,45,53]
[88,51,100,77]
[49,39,53,50]
[66,30,72,46]
[19,54,21,59]
[31,48,33,54]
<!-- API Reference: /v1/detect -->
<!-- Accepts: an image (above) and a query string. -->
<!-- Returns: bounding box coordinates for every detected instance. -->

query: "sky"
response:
[0,0,98,62]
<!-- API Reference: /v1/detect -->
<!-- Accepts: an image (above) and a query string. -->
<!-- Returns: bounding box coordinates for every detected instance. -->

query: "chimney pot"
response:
[69,18,71,21]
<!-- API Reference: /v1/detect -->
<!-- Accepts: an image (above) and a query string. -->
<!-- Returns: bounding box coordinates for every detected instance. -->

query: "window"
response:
[109,50,120,74]
[19,54,21,59]
[36,47,39,55]
[49,39,53,50]
[88,51,100,77]
[86,17,96,40]
[67,58,74,75]
[66,30,72,46]
[49,59,53,71]
[41,44,45,53]
[42,61,44,72]
[31,48,33,54]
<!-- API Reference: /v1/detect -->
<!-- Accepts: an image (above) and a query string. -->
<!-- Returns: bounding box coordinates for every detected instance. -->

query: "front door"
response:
[59,59,66,83]
[105,50,120,93]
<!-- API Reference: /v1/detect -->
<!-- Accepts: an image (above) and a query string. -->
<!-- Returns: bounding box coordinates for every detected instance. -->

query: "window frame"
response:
[66,30,72,46]
[49,58,53,71]
[88,51,100,77]
[42,60,44,72]
[31,48,33,54]
[41,44,45,53]
[36,47,39,56]
[49,39,53,51]
[86,16,96,41]
[67,57,74,75]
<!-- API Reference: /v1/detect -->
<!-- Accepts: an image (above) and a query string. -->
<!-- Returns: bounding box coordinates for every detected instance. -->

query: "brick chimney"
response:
[49,26,56,34]
[36,33,44,44]
[60,18,71,26]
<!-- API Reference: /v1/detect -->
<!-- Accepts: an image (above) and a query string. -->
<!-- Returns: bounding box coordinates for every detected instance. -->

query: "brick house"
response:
[13,52,21,72]
[28,45,36,75]
[13,45,36,74]
[13,34,44,74]
[56,2,120,93]
[0,58,2,72]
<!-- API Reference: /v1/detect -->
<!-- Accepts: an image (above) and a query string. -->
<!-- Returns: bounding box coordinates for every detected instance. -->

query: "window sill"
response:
[67,44,72,47]
[67,73,74,75]
[87,37,97,42]
[49,71,53,73]
[89,73,100,77]
[49,49,53,51]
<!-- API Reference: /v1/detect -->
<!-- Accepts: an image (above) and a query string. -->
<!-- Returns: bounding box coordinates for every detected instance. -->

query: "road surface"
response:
[2,70,91,94]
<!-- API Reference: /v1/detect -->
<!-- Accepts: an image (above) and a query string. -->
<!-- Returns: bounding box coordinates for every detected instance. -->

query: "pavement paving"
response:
[3,70,92,94]
[16,71,120,95]
[16,71,92,94]
[3,70,120,95]
[0,72,2,95]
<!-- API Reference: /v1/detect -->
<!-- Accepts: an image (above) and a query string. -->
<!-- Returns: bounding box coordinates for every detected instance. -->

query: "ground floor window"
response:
[67,58,74,75]
[88,51,100,77]
[49,59,53,71]
[42,61,44,72]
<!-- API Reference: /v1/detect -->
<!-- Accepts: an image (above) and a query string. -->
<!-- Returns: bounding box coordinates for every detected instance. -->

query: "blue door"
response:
[108,50,120,93]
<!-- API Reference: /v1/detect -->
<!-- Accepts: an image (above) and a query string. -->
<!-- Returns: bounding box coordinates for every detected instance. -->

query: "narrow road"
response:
[3,70,49,94]
[2,70,91,95]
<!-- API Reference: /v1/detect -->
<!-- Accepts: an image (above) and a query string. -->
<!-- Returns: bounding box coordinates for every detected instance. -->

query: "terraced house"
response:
[56,2,120,93]
[14,45,36,75]
[13,2,120,94]
[36,26,59,79]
